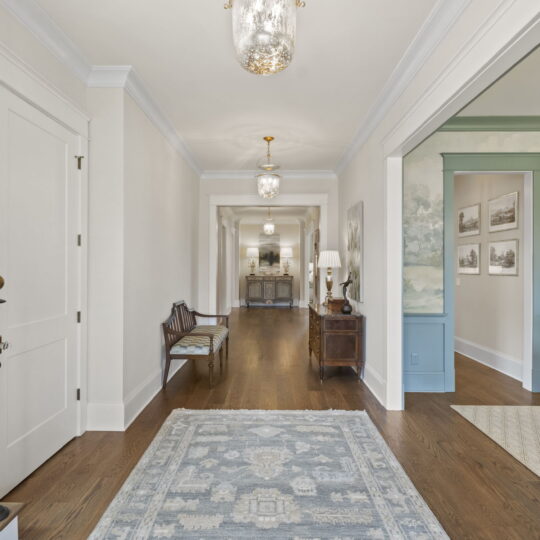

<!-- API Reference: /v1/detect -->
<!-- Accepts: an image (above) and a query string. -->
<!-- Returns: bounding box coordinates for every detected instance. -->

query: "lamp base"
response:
[323,269,333,306]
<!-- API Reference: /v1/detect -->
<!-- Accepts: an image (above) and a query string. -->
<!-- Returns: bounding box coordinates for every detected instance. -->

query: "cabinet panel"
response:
[248,281,262,299]
[276,281,292,298]
[263,280,275,300]
[246,276,293,306]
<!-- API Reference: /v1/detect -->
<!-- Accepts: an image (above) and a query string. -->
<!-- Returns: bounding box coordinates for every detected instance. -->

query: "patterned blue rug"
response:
[90,410,447,539]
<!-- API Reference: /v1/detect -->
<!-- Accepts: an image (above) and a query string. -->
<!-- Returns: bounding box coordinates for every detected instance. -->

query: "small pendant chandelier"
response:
[225,0,306,76]
[263,207,275,235]
[256,136,281,199]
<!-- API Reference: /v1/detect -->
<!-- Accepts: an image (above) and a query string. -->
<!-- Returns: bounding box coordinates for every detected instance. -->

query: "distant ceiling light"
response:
[256,136,281,199]
[225,0,306,76]
[263,207,275,235]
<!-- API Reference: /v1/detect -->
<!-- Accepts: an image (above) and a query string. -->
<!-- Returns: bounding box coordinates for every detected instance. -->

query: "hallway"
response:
[5,308,540,539]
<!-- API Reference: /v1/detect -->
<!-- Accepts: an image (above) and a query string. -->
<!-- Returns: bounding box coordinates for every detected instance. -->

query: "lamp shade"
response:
[280,247,293,259]
[246,247,259,258]
[318,250,341,268]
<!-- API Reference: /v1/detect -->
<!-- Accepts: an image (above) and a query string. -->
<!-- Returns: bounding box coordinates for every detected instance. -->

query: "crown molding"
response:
[90,66,201,175]
[439,116,540,132]
[201,170,337,181]
[87,65,132,88]
[0,0,201,175]
[335,0,472,175]
[123,69,201,175]
[0,0,91,83]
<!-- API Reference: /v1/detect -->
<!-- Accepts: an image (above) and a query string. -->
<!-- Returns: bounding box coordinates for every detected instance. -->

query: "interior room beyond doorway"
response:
[216,206,320,313]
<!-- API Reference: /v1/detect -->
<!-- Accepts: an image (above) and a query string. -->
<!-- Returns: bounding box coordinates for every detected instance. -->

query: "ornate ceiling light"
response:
[225,0,306,76]
[263,207,275,235]
[256,136,281,199]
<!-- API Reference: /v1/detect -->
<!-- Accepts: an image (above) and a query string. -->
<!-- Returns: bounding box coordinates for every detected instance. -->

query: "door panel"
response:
[0,87,80,496]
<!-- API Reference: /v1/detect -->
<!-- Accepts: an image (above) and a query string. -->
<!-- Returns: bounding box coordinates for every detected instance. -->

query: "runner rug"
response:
[452,405,540,477]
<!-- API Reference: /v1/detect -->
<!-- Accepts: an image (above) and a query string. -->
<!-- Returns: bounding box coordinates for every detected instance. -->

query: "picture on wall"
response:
[458,244,480,275]
[489,191,518,232]
[458,204,480,237]
[489,239,518,275]
[346,201,364,302]
[258,234,280,269]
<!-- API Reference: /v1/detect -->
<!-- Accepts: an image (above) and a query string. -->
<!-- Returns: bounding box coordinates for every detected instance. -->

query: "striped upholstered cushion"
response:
[171,325,229,355]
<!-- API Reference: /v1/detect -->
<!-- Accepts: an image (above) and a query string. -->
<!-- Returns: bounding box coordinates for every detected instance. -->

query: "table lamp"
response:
[280,247,293,275]
[246,247,259,275]
[317,250,341,305]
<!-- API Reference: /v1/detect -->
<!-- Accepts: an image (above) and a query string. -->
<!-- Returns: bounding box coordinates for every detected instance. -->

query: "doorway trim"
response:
[443,153,540,391]
[207,193,329,315]
[384,11,540,409]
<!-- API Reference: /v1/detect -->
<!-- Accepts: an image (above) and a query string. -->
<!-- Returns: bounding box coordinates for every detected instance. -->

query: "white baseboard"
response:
[232,300,240,308]
[362,364,386,407]
[455,337,522,381]
[86,402,125,431]
[123,360,187,429]
[87,360,187,431]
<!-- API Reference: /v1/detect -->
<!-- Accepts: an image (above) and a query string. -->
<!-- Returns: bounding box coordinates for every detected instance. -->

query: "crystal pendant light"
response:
[225,0,305,76]
[256,136,281,199]
[263,207,275,235]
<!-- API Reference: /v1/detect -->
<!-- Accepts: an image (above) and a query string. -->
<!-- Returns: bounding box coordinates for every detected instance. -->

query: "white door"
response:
[0,86,81,496]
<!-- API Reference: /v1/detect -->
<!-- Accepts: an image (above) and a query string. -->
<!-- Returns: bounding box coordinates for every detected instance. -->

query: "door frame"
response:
[0,46,89,435]
[207,193,329,315]
[443,153,540,391]
[385,11,540,409]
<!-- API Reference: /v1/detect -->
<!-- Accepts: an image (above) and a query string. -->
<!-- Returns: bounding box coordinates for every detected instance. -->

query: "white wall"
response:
[86,88,199,430]
[86,88,125,427]
[122,93,199,415]
[239,223,302,305]
[455,173,524,379]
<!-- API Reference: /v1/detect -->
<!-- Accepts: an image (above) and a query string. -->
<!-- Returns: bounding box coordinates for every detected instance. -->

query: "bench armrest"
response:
[192,311,229,327]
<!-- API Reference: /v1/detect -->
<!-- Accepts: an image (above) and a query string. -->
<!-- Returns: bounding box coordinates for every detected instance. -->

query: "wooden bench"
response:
[162,301,229,388]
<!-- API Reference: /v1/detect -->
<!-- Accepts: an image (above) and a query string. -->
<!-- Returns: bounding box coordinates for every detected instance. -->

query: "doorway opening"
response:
[402,45,540,401]
[216,206,321,313]
[454,172,533,388]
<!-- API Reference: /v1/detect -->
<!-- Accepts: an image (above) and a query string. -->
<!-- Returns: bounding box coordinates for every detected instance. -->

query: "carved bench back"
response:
[162,301,196,350]
[174,301,196,332]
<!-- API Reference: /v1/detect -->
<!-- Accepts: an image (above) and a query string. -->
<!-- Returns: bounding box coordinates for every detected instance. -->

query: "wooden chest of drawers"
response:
[246,276,293,307]
[308,303,365,380]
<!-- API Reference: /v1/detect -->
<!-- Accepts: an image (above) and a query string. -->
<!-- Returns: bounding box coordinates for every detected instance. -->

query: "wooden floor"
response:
[5,307,540,539]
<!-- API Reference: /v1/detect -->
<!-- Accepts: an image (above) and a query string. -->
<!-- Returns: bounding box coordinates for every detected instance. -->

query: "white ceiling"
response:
[459,46,540,116]
[34,0,437,172]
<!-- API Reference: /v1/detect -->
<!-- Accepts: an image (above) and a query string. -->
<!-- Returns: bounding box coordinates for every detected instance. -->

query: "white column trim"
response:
[385,157,404,410]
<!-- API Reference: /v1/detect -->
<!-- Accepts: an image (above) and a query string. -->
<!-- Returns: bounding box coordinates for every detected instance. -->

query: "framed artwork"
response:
[489,239,518,275]
[258,234,280,269]
[457,244,480,275]
[346,201,364,302]
[458,204,480,237]
[489,191,518,232]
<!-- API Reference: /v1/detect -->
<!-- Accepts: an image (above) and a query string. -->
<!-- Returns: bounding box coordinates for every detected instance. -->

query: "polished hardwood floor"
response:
[5,307,540,539]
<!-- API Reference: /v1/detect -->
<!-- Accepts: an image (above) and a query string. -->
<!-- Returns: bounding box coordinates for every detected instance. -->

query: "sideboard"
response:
[245,275,293,307]
[308,303,364,380]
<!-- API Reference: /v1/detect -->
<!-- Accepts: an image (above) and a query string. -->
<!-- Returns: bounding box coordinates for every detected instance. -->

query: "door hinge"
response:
[76,311,81,323]
[77,234,82,246]
[75,155,84,170]
[76,388,81,401]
